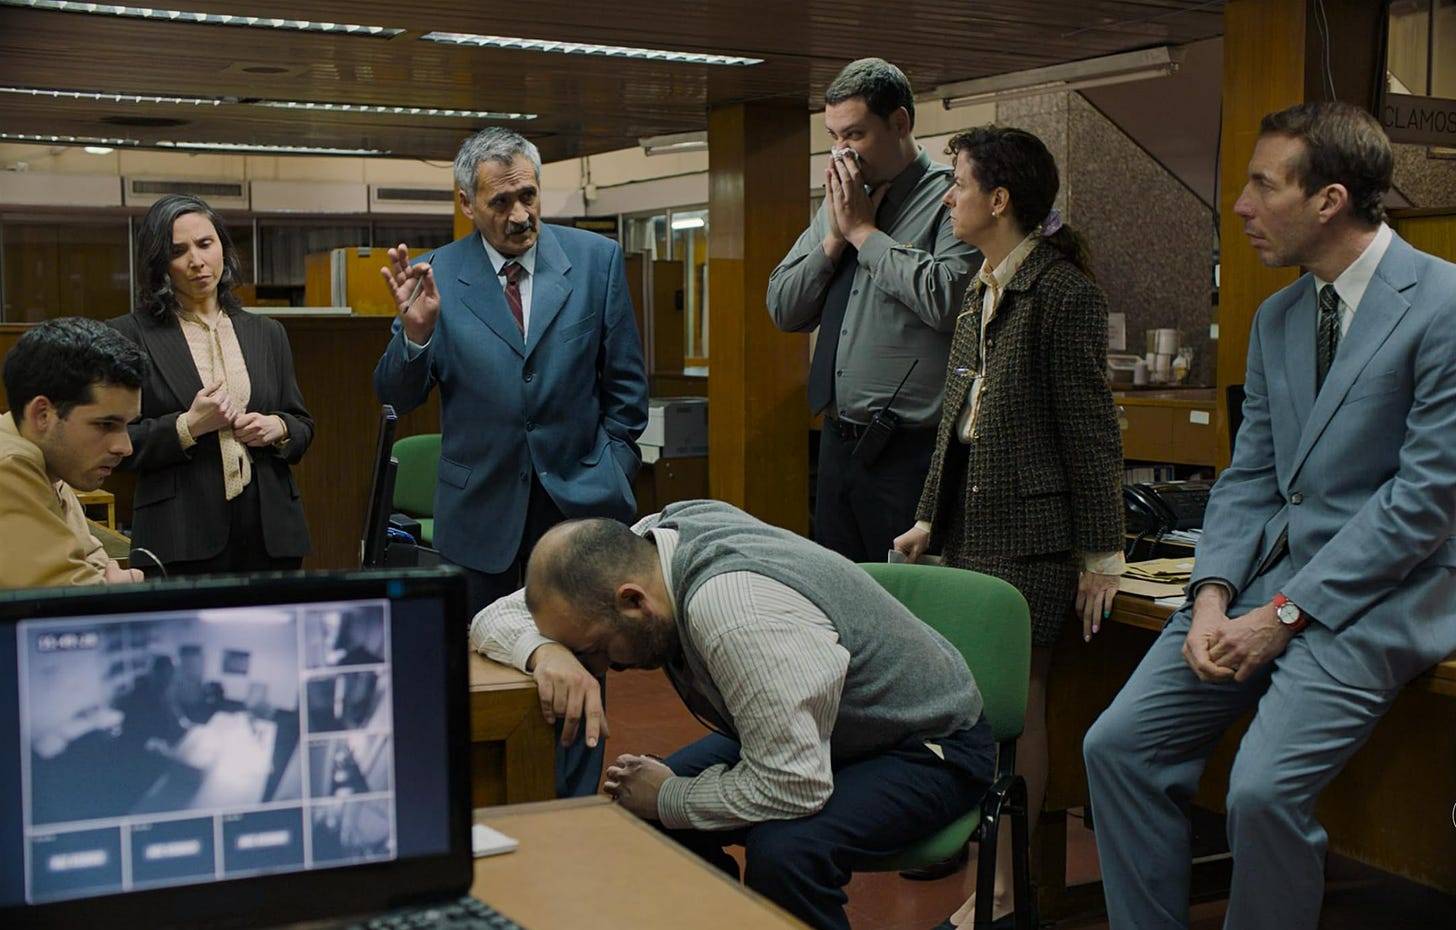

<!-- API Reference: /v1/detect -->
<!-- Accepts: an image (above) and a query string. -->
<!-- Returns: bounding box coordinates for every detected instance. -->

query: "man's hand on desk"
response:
[603,753,672,821]
[527,643,610,748]
[1207,603,1295,683]
[104,559,143,584]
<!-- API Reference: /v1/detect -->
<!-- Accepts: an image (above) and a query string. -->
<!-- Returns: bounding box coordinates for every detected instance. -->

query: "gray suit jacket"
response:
[1189,232,1456,689]
[374,224,648,574]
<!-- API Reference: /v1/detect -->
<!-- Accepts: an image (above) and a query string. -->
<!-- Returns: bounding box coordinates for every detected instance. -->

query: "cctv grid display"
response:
[17,599,398,904]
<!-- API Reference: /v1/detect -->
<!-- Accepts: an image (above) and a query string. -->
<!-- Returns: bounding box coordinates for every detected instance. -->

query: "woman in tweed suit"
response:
[894,126,1124,930]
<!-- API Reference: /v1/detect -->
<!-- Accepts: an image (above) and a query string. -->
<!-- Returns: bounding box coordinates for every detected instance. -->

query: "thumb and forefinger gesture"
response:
[379,243,438,344]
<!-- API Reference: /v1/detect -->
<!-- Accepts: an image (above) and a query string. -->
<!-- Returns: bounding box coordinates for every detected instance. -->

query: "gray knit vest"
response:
[654,500,983,762]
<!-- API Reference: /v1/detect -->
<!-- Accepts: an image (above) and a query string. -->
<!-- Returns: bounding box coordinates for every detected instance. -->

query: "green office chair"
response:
[851,561,1033,930]
[390,433,441,546]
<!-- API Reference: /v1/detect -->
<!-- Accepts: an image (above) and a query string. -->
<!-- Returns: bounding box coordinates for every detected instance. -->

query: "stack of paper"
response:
[1121,558,1194,599]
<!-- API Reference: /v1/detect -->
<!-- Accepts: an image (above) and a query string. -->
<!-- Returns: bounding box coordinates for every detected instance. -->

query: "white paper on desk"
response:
[472,823,520,857]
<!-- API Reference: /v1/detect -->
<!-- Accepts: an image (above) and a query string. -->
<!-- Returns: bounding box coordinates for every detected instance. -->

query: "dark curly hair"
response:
[945,125,1094,276]
[134,194,243,323]
[4,317,149,417]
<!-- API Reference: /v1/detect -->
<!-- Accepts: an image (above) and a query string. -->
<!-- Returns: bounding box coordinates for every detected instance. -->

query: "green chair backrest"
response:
[391,433,441,517]
[859,562,1031,744]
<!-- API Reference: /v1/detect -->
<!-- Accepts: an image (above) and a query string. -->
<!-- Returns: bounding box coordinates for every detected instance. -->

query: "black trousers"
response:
[448,469,603,799]
[162,479,303,577]
[814,424,937,563]
[450,470,567,616]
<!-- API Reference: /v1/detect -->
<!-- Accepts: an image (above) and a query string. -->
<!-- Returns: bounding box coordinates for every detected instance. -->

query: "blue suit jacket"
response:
[1188,232,1456,689]
[373,224,648,573]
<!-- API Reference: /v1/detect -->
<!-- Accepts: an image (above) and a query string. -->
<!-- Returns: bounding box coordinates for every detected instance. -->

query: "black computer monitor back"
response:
[360,405,399,569]
[0,568,472,930]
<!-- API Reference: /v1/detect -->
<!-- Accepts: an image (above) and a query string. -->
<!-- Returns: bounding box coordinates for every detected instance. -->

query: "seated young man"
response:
[1,317,150,589]
[471,499,994,930]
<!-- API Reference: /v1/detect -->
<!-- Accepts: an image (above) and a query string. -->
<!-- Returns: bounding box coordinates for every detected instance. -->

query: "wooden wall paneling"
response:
[1215,0,1388,472]
[281,317,440,570]
[1215,0,1307,469]
[624,253,648,366]
[1392,210,1456,261]
[706,101,811,535]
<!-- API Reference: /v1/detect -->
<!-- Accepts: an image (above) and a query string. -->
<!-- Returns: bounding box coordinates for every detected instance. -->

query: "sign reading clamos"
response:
[1382,94,1456,148]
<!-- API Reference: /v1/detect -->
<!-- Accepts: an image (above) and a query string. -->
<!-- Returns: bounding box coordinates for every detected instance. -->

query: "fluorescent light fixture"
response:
[253,100,537,121]
[422,32,761,66]
[937,46,1184,109]
[0,84,534,120]
[156,140,390,156]
[83,145,115,155]
[640,131,709,156]
[0,86,229,106]
[0,132,139,147]
[0,1,405,36]
[671,216,706,230]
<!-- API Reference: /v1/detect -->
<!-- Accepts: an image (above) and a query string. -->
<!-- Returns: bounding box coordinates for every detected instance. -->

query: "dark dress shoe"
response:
[928,918,956,930]
[898,842,969,880]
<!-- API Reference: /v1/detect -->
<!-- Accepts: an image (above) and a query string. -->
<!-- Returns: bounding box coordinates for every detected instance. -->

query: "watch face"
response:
[1277,602,1301,625]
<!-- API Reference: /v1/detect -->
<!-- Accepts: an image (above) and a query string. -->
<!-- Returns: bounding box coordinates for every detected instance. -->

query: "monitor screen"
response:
[0,569,472,929]
[360,405,399,569]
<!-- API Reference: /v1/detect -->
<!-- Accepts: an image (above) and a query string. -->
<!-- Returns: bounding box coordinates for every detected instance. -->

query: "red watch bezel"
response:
[1272,593,1308,633]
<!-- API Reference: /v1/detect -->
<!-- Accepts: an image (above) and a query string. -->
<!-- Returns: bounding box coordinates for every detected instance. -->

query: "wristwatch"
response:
[1271,593,1308,634]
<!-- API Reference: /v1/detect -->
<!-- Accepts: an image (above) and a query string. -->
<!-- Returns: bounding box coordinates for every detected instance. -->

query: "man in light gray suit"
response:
[1083,101,1456,930]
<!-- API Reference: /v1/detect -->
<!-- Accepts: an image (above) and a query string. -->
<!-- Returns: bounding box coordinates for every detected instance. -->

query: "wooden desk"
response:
[1039,593,1456,919]
[73,487,115,529]
[469,653,556,808]
[472,798,810,929]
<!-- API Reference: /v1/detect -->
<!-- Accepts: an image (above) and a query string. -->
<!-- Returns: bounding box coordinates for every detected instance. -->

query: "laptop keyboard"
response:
[348,896,527,930]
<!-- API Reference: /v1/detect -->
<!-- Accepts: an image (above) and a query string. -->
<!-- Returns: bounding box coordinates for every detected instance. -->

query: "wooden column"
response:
[1216,0,1387,468]
[706,101,810,534]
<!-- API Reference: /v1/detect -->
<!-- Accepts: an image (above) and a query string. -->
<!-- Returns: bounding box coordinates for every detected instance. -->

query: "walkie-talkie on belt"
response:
[852,359,919,466]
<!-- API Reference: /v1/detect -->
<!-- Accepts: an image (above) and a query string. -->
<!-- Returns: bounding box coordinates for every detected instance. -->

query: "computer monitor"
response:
[0,568,473,929]
[360,405,399,569]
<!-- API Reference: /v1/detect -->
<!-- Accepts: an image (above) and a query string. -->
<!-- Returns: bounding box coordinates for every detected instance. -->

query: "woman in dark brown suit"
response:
[894,126,1124,930]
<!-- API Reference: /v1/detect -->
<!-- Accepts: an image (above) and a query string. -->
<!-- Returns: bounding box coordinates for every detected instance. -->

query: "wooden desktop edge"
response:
[471,797,813,929]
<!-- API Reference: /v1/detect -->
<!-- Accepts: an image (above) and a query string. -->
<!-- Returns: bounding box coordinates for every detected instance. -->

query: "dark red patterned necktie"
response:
[502,261,524,334]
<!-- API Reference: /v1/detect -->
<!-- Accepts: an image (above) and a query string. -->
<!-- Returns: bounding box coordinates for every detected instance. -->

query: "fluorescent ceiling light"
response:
[640,131,709,156]
[253,100,536,121]
[0,86,229,106]
[156,140,390,156]
[937,46,1184,109]
[0,84,534,120]
[422,32,761,66]
[1,1,404,36]
[0,132,140,147]
[671,216,706,230]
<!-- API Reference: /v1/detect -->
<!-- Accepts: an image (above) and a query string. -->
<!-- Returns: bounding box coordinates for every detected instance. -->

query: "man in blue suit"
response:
[375,127,648,794]
[1084,102,1456,930]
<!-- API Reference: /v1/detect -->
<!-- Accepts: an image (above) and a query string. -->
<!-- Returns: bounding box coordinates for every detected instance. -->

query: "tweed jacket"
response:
[915,240,1124,559]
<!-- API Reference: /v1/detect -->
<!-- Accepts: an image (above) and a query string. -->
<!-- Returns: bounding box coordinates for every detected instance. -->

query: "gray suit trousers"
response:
[1083,614,1397,930]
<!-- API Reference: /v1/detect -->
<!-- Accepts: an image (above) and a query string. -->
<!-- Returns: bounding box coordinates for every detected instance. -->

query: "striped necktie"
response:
[1316,284,1341,392]
[502,261,525,336]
